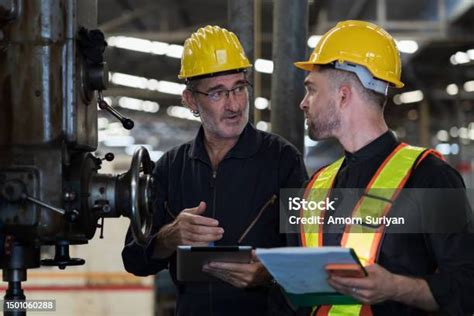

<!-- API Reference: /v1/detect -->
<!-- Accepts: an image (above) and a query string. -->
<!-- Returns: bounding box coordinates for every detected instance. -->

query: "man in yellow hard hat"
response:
[294,20,474,315]
[122,25,308,315]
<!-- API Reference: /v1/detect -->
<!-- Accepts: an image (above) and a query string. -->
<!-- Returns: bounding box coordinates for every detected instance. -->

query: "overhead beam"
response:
[99,4,160,32]
[347,0,370,20]
[104,30,273,43]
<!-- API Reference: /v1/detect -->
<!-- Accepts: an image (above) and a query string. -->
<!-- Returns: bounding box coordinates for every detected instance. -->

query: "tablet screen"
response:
[177,246,252,282]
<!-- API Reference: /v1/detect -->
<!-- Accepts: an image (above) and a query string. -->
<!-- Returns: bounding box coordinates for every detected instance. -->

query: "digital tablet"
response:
[177,245,252,282]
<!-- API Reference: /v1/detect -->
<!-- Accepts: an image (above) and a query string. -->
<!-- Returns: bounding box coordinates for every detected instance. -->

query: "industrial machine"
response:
[0,1,154,314]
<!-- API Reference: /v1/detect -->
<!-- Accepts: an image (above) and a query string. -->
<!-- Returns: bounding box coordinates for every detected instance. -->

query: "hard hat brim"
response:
[294,61,405,89]
[294,61,316,71]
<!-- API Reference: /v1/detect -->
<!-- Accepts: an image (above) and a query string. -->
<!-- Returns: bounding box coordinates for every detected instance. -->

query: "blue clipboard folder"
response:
[256,247,364,306]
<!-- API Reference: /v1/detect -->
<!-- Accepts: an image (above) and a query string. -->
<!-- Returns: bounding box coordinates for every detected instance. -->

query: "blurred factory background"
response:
[2,0,474,315]
[98,0,474,182]
[99,2,474,313]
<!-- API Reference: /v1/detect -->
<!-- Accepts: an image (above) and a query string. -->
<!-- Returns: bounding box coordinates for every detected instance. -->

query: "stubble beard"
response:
[308,100,340,140]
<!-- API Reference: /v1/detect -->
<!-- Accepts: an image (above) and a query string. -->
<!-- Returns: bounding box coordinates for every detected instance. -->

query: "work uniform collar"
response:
[188,122,262,163]
[344,131,398,164]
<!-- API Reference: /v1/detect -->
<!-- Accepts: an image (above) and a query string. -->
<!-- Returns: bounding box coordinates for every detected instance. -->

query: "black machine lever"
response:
[1,179,78,219]
[21,194,79,222]
[102,152,114,162]
[97,91,134,130]
[97,217,105,239]
[40,242,85,270]
[21,194,66,215]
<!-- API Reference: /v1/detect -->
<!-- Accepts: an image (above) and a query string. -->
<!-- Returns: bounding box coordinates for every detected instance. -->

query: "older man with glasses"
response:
[122,25,308,316]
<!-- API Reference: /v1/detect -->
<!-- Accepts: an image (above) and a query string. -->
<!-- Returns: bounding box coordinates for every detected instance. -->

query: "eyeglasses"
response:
[191,81,252,103]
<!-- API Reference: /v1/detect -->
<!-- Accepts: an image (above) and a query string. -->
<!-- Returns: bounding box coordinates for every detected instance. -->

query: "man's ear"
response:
[182,89,198,113]
[338,85,352,109]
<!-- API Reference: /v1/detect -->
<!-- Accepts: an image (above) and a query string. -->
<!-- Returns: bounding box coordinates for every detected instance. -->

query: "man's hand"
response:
[202,250,271,288]
[327,263,439,311]
[327,263,397,304]
[153,202,224,258]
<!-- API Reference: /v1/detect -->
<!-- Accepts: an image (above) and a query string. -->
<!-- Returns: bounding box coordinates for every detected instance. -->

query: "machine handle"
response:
[97,91,134,130]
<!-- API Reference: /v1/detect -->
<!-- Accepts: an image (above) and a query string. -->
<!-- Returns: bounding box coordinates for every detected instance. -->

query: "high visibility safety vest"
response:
[300,143,443,316]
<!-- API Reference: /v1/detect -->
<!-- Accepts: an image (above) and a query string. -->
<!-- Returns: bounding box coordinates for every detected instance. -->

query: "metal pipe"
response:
[271,0,307,152]
[253,0,262,124]
[228,0,255,123]
[419,99,430,147]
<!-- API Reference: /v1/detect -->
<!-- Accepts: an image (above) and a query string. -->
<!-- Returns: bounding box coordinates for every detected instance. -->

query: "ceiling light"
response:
[435,143,451,155]
[255,59,274,74]
[151,41,169,55]
[449,126,459,138]
[254,97,269,110]
[166,44,184,59]
[450,143,459,155]
[436,130,449,142]
[142,101,160,113]
[156,81,186,95]
[463,80,474,92]
[446,83,459,96]
[118,97,160,113]
[109,72,185,96]
[396,40,418,54]
[307,35,322,48]
[399,90,423,104]
[450,51,470,65]
[110,72,148,89]
[392,94,402,105]
[256,121,270,131]
[108,36,153,53]
[166,106,201,122]
[107,36,183,59]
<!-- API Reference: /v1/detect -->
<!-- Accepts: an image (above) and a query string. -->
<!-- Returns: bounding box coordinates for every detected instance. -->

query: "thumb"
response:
[184,201,207,215]
[251,249,260,263]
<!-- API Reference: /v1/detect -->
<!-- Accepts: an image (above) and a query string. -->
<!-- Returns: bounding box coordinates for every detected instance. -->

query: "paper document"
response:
[256,247,359,294]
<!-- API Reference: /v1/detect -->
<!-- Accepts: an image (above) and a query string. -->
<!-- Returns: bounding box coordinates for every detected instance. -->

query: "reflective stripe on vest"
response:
[300,157,344,247]
[300,143,443,316]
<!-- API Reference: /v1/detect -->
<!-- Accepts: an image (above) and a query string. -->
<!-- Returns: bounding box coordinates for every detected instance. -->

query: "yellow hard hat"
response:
[178,25,252,80]
[295,20,404,88]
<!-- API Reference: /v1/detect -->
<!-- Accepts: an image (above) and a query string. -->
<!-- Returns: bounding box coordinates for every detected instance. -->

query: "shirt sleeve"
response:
[121,153,171,276]
[413,155,474,314]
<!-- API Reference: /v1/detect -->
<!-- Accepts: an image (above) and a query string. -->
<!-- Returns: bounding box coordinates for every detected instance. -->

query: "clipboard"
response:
[256,247,366,306]
[177,245,252,282]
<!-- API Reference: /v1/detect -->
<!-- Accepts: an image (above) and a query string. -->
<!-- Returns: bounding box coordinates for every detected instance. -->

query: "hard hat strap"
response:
[333,62,389,95]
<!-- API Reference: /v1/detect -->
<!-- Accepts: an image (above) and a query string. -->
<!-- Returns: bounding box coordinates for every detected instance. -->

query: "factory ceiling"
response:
[96,0,474,171]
